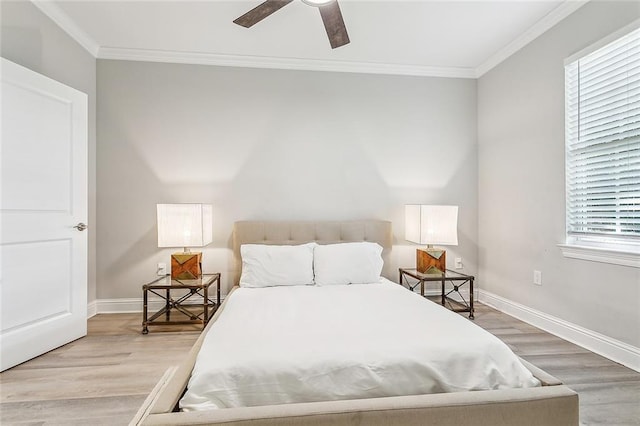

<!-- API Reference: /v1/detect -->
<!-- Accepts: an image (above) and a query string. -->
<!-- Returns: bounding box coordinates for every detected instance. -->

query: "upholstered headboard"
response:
[232,220,393,283]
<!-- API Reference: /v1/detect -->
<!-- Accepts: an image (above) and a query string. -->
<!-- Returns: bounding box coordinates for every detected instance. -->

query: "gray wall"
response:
[97,60,478,297]
[1,0,97,303]
[2,0,636,353]
[478,1,640,348]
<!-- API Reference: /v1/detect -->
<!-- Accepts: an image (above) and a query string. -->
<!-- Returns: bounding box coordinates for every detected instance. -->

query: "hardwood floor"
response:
[470,304,640,426]
[1,302,639,425]
[0,315,201,425]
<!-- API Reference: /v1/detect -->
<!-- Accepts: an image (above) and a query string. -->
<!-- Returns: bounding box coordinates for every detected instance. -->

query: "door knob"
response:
[73,223,87,231]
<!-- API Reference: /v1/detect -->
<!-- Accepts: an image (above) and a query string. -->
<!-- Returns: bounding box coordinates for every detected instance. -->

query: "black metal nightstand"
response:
[399,268,474,319]
[142,273,221,334]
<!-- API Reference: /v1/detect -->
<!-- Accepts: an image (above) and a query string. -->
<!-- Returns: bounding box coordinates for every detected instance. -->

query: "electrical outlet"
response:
[533,270,542,286]
[157,263,167,276]
[454,257,463,269]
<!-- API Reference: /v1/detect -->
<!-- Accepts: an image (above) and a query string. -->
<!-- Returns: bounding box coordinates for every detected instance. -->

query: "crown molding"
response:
[97,47,477,79]
[31,0,100,57]
[474,0,588,77]
[31,0,585,79]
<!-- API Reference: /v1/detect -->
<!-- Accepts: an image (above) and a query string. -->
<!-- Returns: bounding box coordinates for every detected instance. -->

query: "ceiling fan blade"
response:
[233,0,294,28]
[318,1,350,49]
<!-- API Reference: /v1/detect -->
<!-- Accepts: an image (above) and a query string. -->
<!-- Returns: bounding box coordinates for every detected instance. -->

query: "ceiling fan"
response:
[233,0,350,49]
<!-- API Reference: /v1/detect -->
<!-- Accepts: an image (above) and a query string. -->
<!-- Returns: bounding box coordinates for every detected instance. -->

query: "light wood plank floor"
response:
[1,302,639,425]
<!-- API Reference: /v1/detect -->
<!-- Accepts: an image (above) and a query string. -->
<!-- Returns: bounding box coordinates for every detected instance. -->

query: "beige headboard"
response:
[232,220,393,283]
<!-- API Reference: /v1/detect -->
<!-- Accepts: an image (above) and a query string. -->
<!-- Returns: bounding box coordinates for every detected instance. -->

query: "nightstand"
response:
[142,273,220,334]
[399,268,474,319]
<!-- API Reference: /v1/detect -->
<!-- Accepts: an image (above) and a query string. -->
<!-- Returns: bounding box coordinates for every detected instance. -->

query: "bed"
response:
[132,220,578,426]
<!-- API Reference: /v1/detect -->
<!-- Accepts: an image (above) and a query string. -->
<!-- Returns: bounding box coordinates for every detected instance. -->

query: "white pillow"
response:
[240,243,316,288]
[314,242,384,285]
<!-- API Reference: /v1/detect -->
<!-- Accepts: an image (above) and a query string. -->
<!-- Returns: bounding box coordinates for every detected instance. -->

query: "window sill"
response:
[558,243,640,268]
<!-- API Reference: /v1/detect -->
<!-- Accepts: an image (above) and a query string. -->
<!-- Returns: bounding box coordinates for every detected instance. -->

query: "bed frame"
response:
[132,220,578,426]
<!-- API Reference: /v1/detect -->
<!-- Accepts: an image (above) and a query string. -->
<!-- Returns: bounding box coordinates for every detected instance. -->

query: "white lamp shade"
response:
[405,205,458,246]
[157,204,213,248]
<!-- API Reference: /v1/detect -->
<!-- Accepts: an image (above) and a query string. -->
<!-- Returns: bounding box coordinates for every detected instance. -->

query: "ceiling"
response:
[35,0,587,78]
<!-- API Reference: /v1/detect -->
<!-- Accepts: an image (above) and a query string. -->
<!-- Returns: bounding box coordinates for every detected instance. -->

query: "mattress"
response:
[179,279,540,411]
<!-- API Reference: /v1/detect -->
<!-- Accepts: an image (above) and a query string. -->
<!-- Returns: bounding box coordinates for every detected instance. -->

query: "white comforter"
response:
[180,279,540,411]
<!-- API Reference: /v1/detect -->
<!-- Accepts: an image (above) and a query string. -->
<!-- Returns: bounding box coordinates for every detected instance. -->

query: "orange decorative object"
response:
[416,248,446,274]
[171,252,202,280]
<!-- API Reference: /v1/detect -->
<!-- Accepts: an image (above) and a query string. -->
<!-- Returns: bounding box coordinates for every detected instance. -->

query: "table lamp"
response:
[157,203,213,280]
[405,205,458,274]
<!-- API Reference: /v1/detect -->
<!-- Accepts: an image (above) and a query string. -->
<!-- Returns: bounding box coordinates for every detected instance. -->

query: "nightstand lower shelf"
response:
[399,268,474,319]
[142,273,221,334]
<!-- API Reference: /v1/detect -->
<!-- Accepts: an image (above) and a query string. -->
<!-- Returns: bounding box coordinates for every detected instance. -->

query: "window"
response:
[565,25,640,253]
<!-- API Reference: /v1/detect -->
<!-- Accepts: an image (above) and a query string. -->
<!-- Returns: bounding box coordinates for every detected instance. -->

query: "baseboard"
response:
[90,297,226,315]
[87,300,98,318]
[90,286,468,316]
[478,289,640,373]
[95,298,165,314]
[417,288,478,304]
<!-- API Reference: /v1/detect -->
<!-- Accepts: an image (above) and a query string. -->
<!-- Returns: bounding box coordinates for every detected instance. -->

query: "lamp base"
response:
[416,247,446,274]
[171,252,202,280]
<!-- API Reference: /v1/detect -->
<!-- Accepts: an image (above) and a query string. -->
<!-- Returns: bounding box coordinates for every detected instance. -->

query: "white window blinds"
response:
[565,26,640,243]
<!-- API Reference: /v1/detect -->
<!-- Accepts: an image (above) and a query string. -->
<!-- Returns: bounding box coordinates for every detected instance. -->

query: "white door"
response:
[0,58,88,371]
